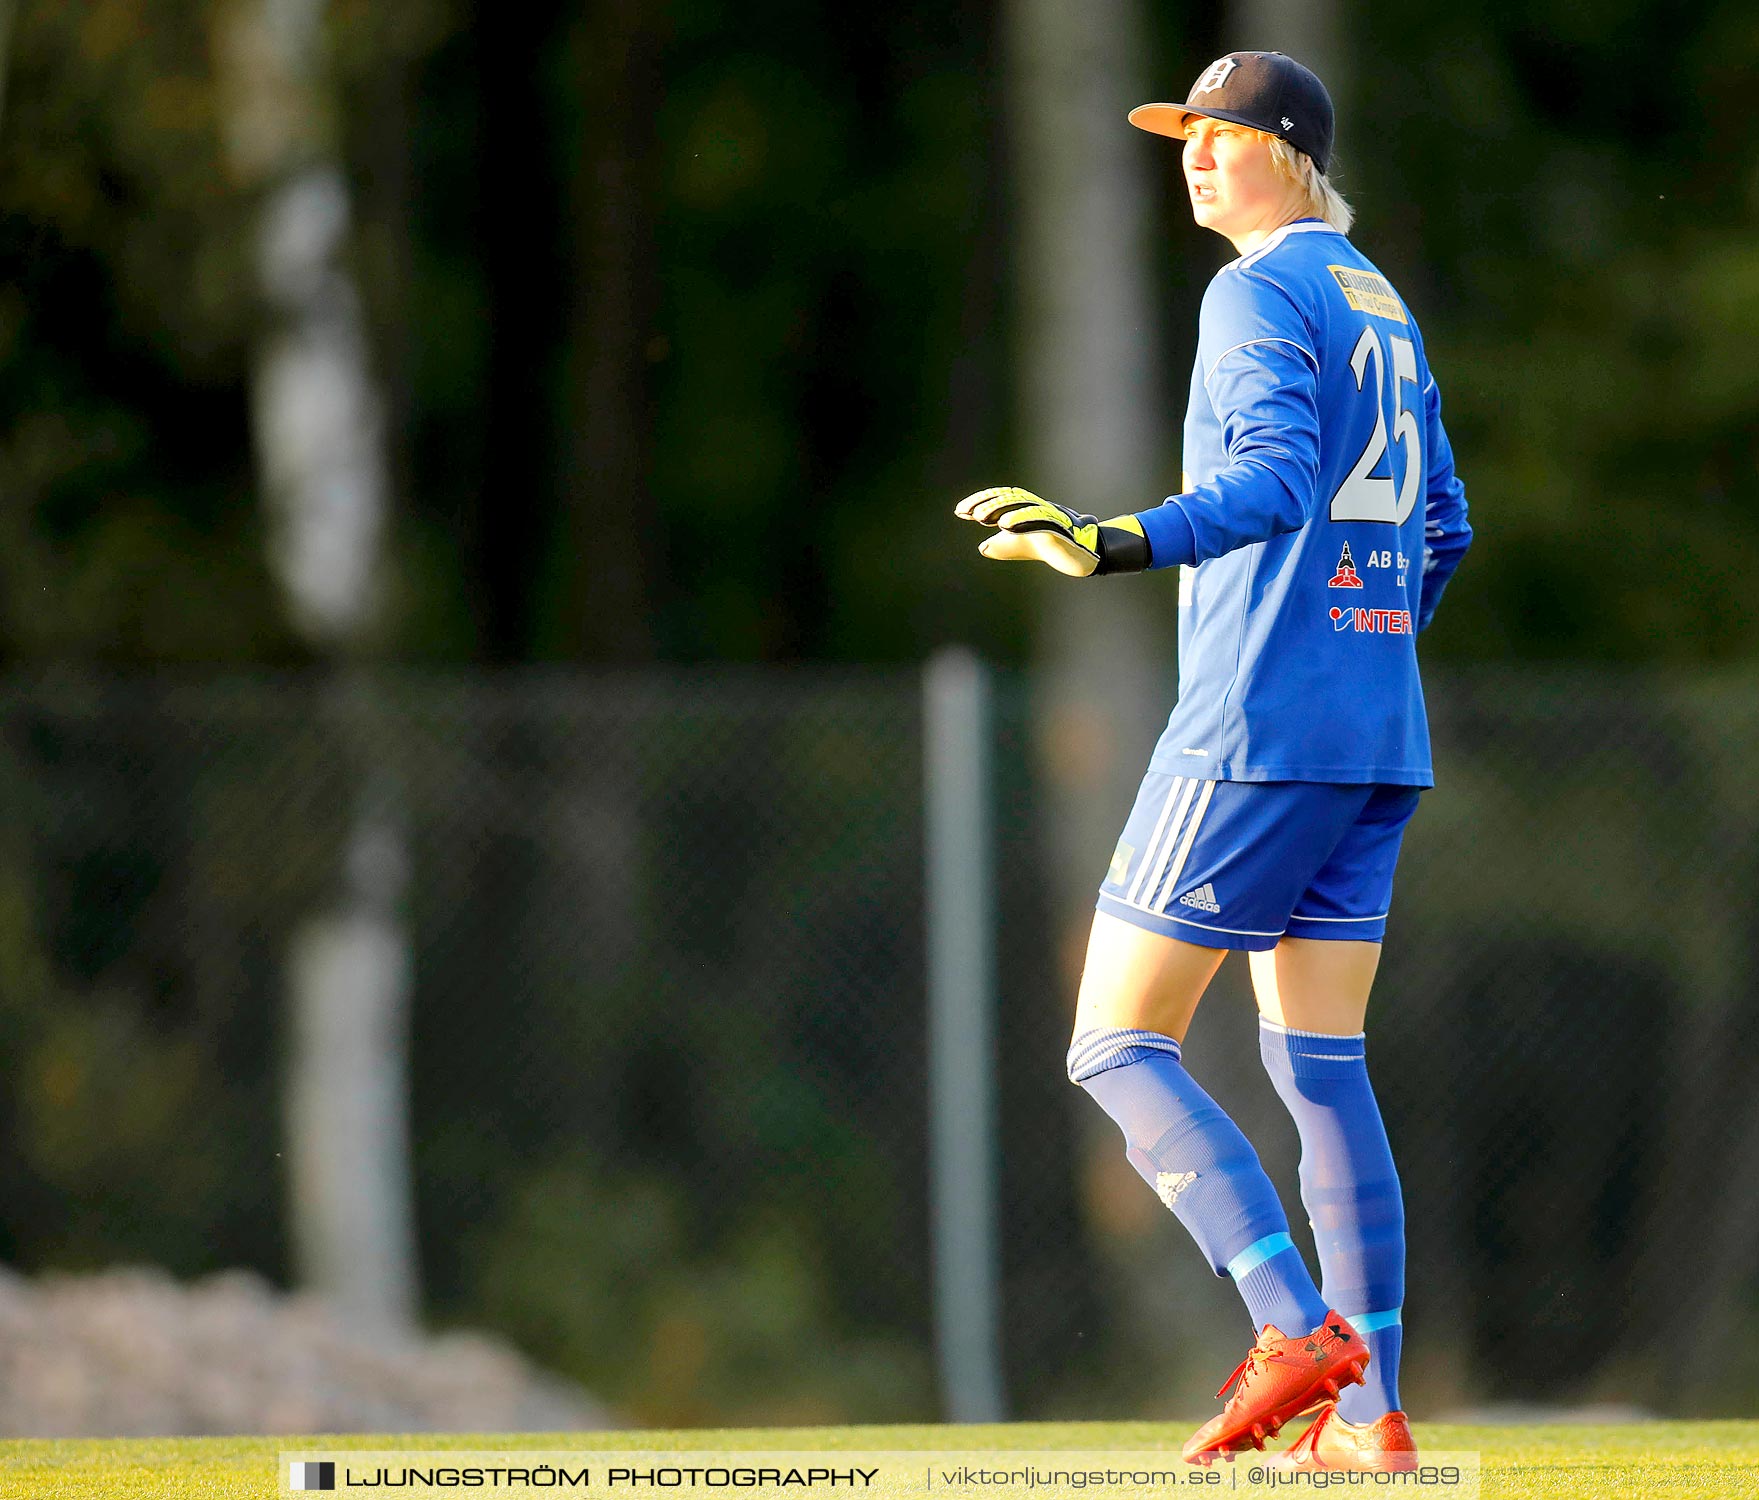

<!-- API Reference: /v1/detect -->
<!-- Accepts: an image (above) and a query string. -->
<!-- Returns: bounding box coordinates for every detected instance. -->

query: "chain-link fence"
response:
[0,667,1754,1429]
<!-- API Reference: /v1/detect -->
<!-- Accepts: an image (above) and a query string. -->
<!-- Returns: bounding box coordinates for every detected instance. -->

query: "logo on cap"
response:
[1193,57,1239,95]
[1281,116,1295,130]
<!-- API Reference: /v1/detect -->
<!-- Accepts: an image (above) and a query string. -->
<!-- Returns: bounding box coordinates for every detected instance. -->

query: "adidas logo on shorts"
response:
[1178,882,1221,913]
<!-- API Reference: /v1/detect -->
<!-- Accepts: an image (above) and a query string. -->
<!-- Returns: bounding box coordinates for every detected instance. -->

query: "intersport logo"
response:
[1329,606,1413,635]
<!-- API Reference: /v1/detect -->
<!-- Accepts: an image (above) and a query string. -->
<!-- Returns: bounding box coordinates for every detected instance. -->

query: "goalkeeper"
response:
[956,52,1471,1472]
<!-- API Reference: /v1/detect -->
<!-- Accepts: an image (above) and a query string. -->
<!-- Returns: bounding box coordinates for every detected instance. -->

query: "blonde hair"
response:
[1267,136,1354,234]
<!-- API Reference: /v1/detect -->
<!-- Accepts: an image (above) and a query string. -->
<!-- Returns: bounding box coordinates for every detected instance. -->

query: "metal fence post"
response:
[923,646,1006,1423]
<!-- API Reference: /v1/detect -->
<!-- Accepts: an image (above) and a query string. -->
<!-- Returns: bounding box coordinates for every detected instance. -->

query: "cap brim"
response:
[1126,102,1274,140]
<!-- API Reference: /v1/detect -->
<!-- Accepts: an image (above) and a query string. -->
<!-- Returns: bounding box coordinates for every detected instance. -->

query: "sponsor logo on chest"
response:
[1329,605,1413,634]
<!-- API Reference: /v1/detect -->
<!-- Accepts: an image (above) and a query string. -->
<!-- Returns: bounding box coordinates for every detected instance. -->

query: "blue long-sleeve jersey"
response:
[1133,218,1472,786]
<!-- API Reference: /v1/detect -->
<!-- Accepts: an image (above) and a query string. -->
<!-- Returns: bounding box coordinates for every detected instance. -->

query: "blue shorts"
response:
[1095,776,1420,951]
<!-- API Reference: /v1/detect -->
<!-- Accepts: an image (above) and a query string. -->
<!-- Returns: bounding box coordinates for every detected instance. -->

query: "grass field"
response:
[2,1420,1756,1499]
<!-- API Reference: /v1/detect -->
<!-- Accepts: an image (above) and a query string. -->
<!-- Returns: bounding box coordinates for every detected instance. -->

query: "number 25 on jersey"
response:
[1330,326,1421,525]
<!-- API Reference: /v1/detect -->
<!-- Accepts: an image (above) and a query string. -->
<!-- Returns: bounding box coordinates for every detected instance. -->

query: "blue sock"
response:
[1259,1018,1404,1420]
[1069,1027,1329,1339]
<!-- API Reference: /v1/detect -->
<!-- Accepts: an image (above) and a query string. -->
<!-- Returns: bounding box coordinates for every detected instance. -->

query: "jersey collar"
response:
[1229,217,1340,271]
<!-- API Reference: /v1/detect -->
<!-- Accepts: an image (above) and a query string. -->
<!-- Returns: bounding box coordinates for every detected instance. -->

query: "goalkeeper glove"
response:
[954,487,1150,577]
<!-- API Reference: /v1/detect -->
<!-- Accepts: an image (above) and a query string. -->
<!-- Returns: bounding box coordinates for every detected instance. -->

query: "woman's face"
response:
[1181,116,1299,243]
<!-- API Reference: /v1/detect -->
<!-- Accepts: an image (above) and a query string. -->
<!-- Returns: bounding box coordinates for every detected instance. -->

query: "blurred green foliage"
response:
[471,1153,931,1426]
[1353,0,1759,659]
[13,2,1748,670]
[0,1,282,663]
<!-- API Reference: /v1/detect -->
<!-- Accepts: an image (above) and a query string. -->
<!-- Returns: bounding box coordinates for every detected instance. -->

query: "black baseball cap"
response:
[1129,52,1335,175]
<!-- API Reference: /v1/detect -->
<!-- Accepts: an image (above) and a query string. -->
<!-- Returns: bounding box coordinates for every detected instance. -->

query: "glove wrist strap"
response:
[1096,516,1151,575]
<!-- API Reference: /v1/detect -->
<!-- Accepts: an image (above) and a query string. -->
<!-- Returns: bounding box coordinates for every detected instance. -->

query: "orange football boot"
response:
[1272,1401,1418,1472]
[1182,1312,1369,1465]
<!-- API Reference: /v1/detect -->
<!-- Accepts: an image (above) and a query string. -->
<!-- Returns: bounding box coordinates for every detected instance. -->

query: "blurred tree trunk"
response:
[473,0,658,663]
[537,0,661,661]
[1003,0,1184,1383]
[216,0,418,1334]
[1005,0,1166,957]
[1233,0,1347,149]
[475,0,564,660]
[0,1,14,130]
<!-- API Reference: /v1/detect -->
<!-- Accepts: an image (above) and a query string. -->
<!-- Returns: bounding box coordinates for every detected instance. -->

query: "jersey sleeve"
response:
[1416,372,1472,631]
[1135,267,1322,569]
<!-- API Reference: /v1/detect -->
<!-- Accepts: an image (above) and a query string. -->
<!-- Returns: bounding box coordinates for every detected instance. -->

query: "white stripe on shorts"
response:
[1155,778,1216,912]
[1126,777,1184,905]
[1137,777,1199,910]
